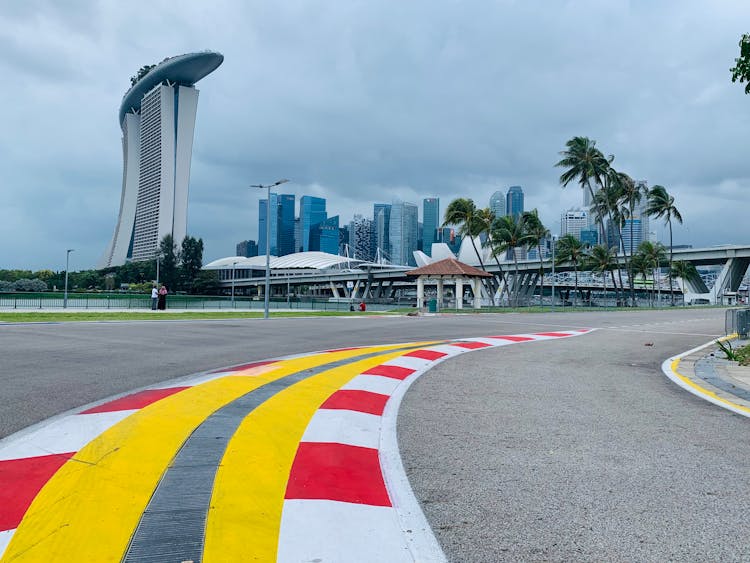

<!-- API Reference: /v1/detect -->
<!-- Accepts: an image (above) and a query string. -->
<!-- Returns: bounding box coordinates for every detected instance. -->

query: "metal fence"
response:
[0,293,395,312]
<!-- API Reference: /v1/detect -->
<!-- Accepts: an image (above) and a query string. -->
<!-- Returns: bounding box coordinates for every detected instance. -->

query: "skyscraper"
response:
[489,190,506,219]
[258,193,279,256]
[310,215,340,254]
[300,196,327,252]
[236,240,258,258]
[506,185,524,219]
[561,208,589,239]
[277,194,296,256]
[389,201,419,266]
[350,214,374,261]
[373,203,391,261]
[99,52,223,267]
[422,197,439,257]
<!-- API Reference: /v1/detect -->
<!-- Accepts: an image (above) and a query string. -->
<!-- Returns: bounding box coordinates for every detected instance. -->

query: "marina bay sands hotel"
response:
[99,52,223,268]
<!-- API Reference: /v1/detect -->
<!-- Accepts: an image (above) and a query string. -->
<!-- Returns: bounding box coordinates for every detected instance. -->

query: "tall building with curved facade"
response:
[99,52,223,268]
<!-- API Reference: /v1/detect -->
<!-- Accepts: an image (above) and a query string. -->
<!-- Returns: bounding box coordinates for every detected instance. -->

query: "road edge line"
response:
[661,334,750,418]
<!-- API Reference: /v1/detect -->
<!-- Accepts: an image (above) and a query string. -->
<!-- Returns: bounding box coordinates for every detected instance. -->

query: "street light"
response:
[550,236,556,311]
[250,179,289,319]
[64,249,74,309]
[231,260,238,307]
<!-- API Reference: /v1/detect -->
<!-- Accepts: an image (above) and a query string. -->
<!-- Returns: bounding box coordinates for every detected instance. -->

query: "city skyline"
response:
[1,3,749,270]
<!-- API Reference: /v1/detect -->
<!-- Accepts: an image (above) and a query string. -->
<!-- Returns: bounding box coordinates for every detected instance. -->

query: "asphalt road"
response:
[1,308,742,561]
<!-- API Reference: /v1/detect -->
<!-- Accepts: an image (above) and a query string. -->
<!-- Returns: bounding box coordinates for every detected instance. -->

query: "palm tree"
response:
[556,136,613,243]
[584,245,618,306]
[555,234,585,306]
[630,252,652,306]
[476,207,503,306]
[591,174,627,303]
[670,260,700,306]
[522,210,550,306]
[636,241,667,307]
[443,198,485,269]
[617,175,646,306]
[646,185,683,305]
[490,214,533,307]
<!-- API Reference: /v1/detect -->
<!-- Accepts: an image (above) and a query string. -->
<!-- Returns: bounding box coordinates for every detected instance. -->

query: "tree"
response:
[646,185,682,305]
[555,234,585,306]
[158,234,179,291]
[522,210,550,306]
[191,270,220,294]
[730,33,750,94]
[179,236,204,292]
[636,241,667,307]
[670,260,700,306]
[617,175,647,306]
[585,245,618,304]
[556,136,613,243]
[130,64,156,86]
[443,198,486,269]
[490,214,533,307]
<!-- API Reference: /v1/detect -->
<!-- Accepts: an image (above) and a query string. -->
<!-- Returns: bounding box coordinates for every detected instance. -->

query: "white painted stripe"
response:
[159,372,227,387]
[382,355,434,371]
[464,337,522,346]
[421,344,466,357]
[301,410,382,450]
[380,363,448,562]
[0,529,15,560]
[341,374,403,396]
[0,410,136,461]
[277,500,413,563]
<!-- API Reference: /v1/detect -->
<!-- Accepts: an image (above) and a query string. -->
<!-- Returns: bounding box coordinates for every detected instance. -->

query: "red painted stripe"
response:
[362,364,415,380]
[321,390,389,416]
[79,387,189,414]
[404,349,447,361]
[451,341,492,349]
[209,360,275,374]
[487,335,534,342]
[285,442,391,506]
[535,332,571,337]
[325,347,363,353]
[0,453,73,531]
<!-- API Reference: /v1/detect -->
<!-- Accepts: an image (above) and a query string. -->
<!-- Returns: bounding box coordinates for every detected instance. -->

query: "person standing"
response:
[157,285,168,310]
[151,285,158,310]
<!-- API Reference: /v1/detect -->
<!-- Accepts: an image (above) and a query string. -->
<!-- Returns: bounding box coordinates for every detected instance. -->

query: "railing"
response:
[0,293,395,312]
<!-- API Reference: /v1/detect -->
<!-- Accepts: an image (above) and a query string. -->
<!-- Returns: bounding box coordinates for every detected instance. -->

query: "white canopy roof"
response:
[203,251,365,271]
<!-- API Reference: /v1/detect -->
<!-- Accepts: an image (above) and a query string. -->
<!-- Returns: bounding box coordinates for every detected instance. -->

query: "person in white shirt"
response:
[151,285,158,310]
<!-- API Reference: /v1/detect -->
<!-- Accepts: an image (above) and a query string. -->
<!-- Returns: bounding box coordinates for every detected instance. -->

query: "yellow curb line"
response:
[663,333,750,418]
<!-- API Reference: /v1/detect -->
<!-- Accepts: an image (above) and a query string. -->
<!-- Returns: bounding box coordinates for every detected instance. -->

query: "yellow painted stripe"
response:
[671,358,750,414]
[3,345,410,562]
[203,345,436,562]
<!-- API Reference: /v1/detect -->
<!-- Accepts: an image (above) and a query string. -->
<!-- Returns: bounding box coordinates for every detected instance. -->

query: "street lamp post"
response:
[64,249,74,309]
[550,236,556,311]
[231,261,238,307]
[250,179,289,319]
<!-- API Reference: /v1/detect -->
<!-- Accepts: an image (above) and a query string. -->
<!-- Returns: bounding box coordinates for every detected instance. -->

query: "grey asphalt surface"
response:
[0,308,742,561]
[400,309,750,562]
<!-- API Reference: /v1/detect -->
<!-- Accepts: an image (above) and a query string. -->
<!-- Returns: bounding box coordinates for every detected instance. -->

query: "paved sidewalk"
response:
[670,338,750,414]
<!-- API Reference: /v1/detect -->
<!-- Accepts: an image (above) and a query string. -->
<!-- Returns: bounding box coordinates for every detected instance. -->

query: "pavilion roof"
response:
[407,257,493,278]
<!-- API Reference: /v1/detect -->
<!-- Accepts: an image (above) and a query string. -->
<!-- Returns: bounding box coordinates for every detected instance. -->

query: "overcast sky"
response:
[1,0,749,271]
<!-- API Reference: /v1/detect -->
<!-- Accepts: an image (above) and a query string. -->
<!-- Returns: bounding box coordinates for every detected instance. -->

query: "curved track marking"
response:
[0,330,594,562]
[2,346,400,562]
[204,348,415,562]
